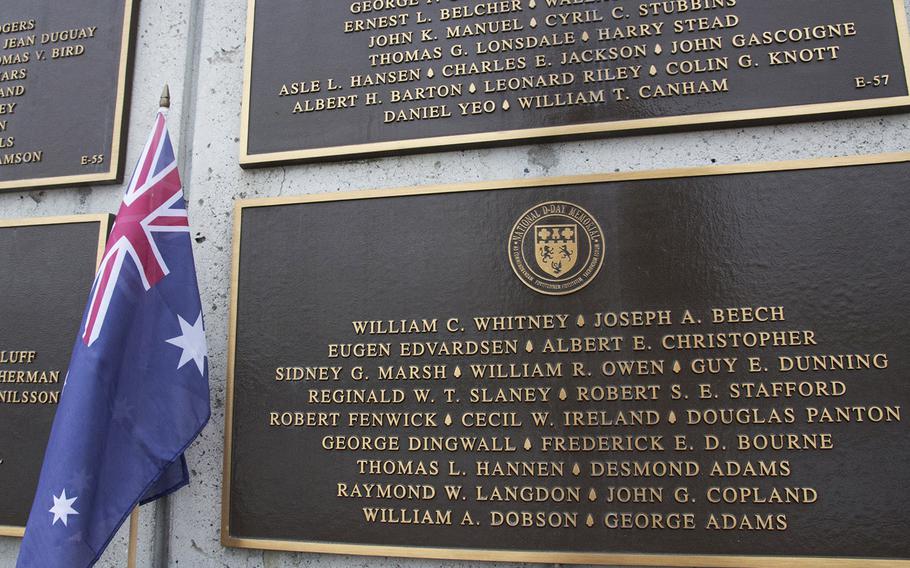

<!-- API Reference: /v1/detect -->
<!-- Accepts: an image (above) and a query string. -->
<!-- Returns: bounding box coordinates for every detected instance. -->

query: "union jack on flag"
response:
[83,112,189,346]
[18,106,211,568]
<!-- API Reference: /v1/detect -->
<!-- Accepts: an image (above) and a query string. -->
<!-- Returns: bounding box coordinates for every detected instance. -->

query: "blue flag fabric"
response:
[17,110,210,567]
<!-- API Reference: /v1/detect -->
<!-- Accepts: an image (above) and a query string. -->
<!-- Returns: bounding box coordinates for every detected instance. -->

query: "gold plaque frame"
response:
[0,0,138,192]
[240,0,910,166]
[223,151,910,567]
[0,213,111,538]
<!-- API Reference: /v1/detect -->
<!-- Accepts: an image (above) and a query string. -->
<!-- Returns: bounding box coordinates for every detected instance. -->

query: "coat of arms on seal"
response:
[535,224,578,277]
[508,201,604,295]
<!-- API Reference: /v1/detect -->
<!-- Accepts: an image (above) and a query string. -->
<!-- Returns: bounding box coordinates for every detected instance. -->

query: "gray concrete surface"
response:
[2,0,910,566]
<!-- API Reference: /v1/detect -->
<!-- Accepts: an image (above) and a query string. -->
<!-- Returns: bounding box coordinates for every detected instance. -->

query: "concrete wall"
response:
[2,0,910,566]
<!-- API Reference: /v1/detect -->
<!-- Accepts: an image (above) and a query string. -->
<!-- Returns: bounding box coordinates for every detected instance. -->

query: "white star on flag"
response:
[165,313,207,375]
[49,490,79,527]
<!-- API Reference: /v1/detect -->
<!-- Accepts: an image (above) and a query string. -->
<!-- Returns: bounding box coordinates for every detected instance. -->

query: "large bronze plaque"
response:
[0,215,108,536]
[223,154,910,566]
[241,0,910,165]
[0,0,137,191]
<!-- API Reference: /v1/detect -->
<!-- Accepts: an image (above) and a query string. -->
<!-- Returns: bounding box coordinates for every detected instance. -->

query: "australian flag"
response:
[17,108,211,567]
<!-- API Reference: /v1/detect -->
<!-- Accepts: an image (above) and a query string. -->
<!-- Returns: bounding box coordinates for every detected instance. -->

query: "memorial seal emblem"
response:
[508,201,604,295]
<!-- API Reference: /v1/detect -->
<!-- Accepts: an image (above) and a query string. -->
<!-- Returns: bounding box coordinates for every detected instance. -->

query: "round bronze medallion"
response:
[508,201,605,295]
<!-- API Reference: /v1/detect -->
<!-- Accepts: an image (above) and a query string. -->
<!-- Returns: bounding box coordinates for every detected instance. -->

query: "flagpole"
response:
[125,84,170,568]
[127,508,139,568]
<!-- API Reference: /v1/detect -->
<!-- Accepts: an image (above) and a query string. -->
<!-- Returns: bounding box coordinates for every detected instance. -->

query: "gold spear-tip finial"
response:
[159,84,171,109]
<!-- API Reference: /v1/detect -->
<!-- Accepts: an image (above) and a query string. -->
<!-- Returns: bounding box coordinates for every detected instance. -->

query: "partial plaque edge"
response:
[0,212,111,536]
[0,0,139,192]
[239,0,910,166]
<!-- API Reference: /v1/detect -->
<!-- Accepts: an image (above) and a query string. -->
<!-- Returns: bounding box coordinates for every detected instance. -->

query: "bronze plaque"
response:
[224,154,910,566]
[241,0,910,165]
[0,0,138,191]
[0,215,108,536]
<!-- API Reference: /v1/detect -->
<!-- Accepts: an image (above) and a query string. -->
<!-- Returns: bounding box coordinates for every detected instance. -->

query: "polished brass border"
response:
[239,0,910,166]
[0,213,111,538]
[0,0,138,192]
[223,151,910,567]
